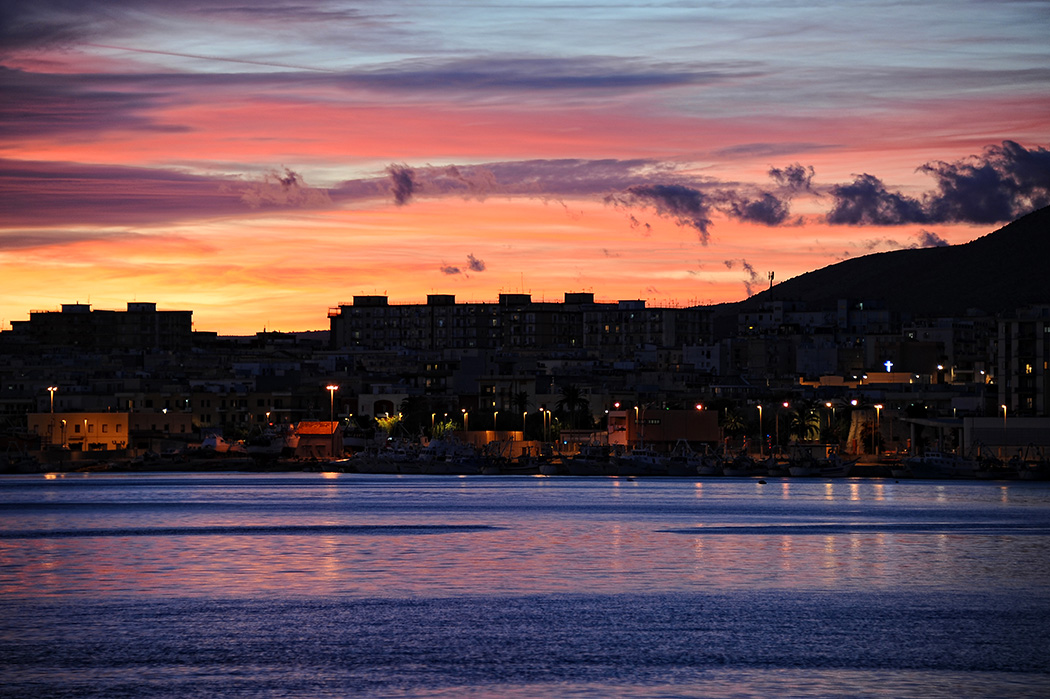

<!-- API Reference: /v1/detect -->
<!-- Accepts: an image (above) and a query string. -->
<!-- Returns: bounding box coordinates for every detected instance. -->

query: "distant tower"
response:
[768,271,774,300]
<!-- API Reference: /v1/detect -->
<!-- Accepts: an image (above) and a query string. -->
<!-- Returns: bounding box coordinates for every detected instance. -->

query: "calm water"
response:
[2,473,1049,697]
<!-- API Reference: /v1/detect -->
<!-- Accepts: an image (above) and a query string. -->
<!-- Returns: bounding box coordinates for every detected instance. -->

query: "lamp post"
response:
[777,401,788,450]
[873,404,883,456]
[1001,404,1007,458]
[462,408,469,433]
[325,385,338,457]
[493,411,498,432]
[757,404,763,457]
[46,386,58,447]
[325,385,338,423]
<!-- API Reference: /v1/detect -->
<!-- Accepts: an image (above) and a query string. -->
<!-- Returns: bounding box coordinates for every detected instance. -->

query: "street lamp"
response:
[493,410,498,431]
[1001,404,1008,458]
[776,401,788,449]
[757,404,763,457]
[873,404,883,456]
[325,385,338,423]
[462,408,469,432]
[47,386,57,413]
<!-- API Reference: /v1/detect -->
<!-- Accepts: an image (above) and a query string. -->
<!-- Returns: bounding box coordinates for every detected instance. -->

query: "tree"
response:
[788,401,820,441]
[511,390,531,416]
[555,384,590,430]
[721,409,746,436]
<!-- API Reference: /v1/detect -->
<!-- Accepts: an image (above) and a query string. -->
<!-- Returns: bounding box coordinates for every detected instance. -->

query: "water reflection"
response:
[1,475,1049,599]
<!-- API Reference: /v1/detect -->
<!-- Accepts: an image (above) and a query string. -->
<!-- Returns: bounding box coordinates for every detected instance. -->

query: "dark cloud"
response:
[713,143,830,159]
[828,141,1050,226]
[826,173,928,225]
[605,184,714,244]
[440,264,461,275]
[921,140,1050,224]
[859,229,950,252]
[341,56,761,94]
[466,253,486,272]
[386,163,416,206]
[0,159,335,227]
[724,257,762,296]
[0,158,247,226]
[720,191,793,226]
[0,229,132,250]
[0,67,189,138]
[239,168,331,208]
[914,229,949,248]
[769,163,815,192]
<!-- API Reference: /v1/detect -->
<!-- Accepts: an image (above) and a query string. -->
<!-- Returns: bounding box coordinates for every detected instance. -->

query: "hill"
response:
[736,206,1050,316]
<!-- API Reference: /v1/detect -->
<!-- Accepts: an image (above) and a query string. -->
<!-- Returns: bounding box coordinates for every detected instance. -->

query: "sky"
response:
[2,0,1049,334]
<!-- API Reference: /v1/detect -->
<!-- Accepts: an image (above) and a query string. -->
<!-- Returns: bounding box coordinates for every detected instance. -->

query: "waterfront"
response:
[2,474,1049,697]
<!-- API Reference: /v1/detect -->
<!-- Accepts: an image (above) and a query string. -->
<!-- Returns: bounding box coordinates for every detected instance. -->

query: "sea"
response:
[1,473,1049,698]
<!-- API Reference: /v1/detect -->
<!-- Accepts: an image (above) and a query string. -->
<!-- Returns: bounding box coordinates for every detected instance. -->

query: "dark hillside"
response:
[736,206,1050,315]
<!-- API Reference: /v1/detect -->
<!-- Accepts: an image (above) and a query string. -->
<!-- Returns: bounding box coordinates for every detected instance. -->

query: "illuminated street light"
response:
[757,404,763,457]
[47,386,57,413]
[873,404,883,456]
[1001,404,1008,458]
[462,408,469,432]
[325,384,339,423]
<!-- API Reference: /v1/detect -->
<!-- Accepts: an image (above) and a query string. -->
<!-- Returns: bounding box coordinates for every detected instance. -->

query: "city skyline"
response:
[3,1,1049,334]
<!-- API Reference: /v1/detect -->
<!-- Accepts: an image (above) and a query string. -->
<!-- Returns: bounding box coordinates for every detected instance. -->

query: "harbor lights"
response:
[462,408,469,432]
[47,385,58,413]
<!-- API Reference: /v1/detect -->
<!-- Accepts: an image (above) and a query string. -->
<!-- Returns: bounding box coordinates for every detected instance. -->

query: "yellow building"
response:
[28,412,130,451]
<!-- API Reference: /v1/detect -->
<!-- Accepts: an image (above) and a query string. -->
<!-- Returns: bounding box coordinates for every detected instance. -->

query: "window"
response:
[102,425,108,433]
[116,425,122,433]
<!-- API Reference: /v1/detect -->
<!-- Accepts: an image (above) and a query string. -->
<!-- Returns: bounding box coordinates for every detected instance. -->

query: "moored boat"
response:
[614,447,667,476]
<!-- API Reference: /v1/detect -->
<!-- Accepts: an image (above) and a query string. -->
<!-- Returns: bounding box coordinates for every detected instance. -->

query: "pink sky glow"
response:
[2,1,1048,333]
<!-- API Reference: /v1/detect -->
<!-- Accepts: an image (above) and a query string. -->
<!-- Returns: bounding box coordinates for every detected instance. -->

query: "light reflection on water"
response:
[2,475,1050,598]
[2,474,1049,697]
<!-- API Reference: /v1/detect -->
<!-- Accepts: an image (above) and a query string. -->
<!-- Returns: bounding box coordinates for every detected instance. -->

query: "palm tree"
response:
[511,390,531,416]
[788,401,820,441]
[555,384,590,430]
[721,409,746,436]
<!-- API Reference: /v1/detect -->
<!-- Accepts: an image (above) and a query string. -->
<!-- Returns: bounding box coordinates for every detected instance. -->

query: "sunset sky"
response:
[2,0,1048,334]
